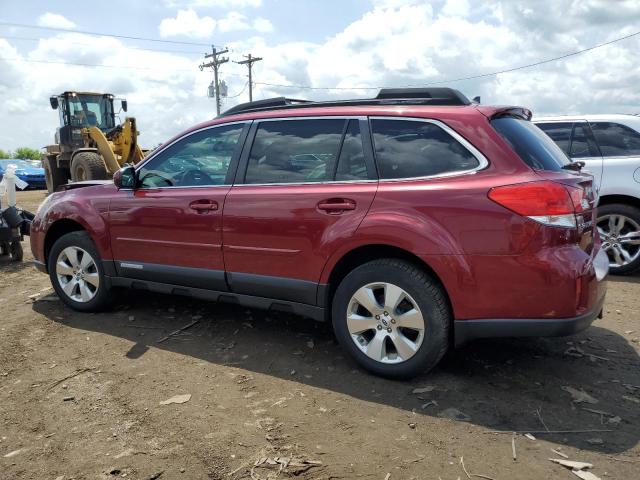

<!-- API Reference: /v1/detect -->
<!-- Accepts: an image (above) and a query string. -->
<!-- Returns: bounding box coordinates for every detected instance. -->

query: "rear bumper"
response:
[454,293,605,346]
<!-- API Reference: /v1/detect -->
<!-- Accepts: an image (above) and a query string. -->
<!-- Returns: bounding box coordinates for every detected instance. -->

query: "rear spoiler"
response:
[476,105,532,121]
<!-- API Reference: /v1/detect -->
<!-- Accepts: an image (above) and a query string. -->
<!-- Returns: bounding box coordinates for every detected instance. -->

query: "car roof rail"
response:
[220,87,471,117]
[221,97,313,117]
[375,87,470,105]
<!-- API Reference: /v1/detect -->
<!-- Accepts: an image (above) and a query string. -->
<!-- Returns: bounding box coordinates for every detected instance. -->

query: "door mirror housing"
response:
[121,100,128,112]
[113,165,137,189]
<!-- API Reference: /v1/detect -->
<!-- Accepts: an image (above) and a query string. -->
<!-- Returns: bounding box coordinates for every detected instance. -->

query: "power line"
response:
[254,29,640,91]
[0,34,204,56]
[0,56,197,72]
[226,81,250,99]
[0,21,225,48]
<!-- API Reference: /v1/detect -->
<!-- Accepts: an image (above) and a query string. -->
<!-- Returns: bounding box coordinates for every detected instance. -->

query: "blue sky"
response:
[1,0,639,150]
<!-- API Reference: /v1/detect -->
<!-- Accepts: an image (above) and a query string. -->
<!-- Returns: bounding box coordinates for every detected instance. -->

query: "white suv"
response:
[534,115,640,274]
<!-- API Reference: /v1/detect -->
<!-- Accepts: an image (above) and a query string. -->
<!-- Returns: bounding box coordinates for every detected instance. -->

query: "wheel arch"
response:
[321,243,454,321]
[43,219,87,269]
[598,194,640,210]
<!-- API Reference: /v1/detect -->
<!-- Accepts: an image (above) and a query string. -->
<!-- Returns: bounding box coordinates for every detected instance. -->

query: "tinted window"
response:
[492,117,569,171]
[371,119,479,179]
[536,122,571,155]
[336,120,367,181]
[245,119,344,184]
[138,124,243,188]
[590,122,640,156]
[570,124,592,157]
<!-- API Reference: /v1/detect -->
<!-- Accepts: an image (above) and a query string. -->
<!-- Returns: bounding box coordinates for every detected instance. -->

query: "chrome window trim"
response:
[238,115,370,187]
[134,120,251,173]
[368,116,489,182]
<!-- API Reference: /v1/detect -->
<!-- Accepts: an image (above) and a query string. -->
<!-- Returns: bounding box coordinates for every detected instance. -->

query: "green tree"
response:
[12,147,41,160]
[0,149,11,159]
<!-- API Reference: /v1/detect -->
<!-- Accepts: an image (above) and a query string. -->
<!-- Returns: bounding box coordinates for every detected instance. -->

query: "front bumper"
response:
[454,293,605,346]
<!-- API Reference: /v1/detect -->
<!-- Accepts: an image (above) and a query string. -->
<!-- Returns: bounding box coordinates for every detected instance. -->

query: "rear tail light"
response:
[488,181,586,228]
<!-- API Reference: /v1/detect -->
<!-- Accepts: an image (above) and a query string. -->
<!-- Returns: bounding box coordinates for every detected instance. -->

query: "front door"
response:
[109,122,248,290]
[222,117,378,305]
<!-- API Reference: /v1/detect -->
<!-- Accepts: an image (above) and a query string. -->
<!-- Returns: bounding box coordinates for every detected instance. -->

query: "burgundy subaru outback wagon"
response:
[31,88,609,378]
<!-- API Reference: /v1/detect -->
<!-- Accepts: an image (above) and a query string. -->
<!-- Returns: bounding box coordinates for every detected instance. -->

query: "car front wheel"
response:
[332,258,450,379]
[48,231,112,311]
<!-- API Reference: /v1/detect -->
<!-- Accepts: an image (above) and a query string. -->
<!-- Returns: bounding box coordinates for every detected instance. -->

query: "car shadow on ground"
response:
[33,289,640,455]
[0,255,35,274]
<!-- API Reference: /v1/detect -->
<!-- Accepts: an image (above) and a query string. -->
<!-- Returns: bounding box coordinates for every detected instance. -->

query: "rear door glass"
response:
[536,122,571,155]
[589,122,640,156]
[492,117,570,171]
[335,120,367,181]
[245,119,344,184]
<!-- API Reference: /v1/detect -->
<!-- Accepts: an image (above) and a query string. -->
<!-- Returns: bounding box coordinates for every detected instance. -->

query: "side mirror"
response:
[113,165,136,189]
[50,96,59,109]
[121,100,128,112]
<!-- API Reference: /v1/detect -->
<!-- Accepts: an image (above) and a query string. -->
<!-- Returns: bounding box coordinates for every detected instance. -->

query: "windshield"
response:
[67,94,115,129]
[492,116,570,171]
[0,159,32,169]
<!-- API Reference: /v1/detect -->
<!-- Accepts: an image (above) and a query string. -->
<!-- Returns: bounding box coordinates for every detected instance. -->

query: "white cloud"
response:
[252,18,274,33]
[37,13,76,29]
[2,0,640,152]
[159,9,216,38]
[163,0,261,8]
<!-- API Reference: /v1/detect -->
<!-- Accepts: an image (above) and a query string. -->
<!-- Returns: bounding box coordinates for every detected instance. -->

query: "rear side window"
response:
[590,122,640,156]
[371,119,480,179]
[492,117,569,171]
[245,119,344,184]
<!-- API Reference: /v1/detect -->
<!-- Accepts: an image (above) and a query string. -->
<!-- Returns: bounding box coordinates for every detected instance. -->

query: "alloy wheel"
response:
[597,214,640,268]
[55,246,100,302]
[346,282,425,364]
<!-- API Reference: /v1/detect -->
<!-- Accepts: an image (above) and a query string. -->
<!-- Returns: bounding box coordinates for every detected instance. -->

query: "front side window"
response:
[138,124,244,188]
[371,119,479,179]
[590,122,640,157]
[492,117,570,171]
[245,119,345,184]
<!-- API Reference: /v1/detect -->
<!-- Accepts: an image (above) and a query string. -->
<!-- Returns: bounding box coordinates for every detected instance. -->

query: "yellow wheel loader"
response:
[43,92,145,193]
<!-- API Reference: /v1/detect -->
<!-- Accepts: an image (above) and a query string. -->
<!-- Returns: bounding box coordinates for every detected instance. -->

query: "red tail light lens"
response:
[488,181,581,228]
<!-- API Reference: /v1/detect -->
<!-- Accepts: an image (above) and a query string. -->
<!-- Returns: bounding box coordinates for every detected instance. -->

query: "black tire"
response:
[597,203,640,275]
[70,152,107,182]
[48,231,112,312]
[9,240,23,262]
[332,258,450,379]
[43,155,70,194]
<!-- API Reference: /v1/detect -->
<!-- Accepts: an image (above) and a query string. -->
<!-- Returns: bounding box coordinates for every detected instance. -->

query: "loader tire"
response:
[43,155,70,194]
[71,152,108,182]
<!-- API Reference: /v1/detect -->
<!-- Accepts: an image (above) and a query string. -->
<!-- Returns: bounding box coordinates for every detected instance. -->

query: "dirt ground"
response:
[1,190,639,480]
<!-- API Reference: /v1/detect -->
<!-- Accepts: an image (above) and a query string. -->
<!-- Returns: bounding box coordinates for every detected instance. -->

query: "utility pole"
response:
[199,46,229,116]
[235,53,262,102]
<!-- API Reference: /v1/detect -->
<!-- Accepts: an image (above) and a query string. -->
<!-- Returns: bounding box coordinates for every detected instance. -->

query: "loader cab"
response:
[50,92,125,147]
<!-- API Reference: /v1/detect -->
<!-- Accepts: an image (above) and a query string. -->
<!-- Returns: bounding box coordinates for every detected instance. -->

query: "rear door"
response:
[536,121,603,193]
[588,120,640,198]
[108,122,249,289]
[222,117,377,305]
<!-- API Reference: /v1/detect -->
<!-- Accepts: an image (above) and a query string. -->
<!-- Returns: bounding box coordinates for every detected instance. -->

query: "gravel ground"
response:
[1,190,639,480]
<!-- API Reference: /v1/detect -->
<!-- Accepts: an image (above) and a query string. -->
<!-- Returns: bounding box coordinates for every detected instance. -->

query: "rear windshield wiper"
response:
[562,161,585,172]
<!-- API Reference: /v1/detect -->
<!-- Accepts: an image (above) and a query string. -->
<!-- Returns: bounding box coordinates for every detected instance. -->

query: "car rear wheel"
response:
[332,258,450,379]
[597,203,640,275]
[48,231,112,311]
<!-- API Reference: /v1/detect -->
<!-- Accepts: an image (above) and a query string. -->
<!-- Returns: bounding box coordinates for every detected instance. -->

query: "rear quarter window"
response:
[492,117,570,171]
[370,119,480,179]
[590,122,640,156]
